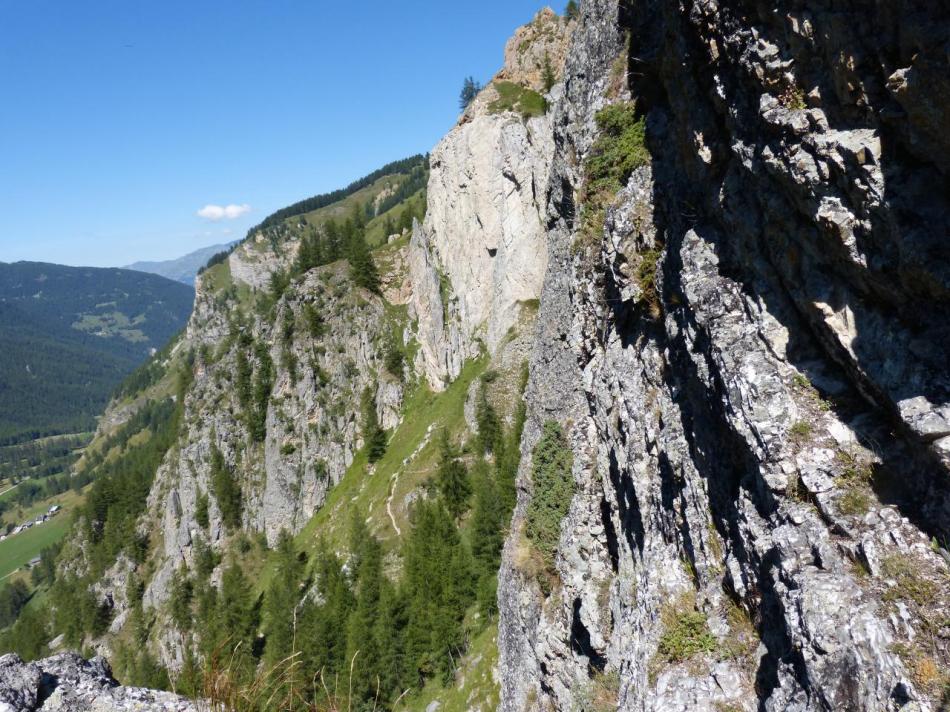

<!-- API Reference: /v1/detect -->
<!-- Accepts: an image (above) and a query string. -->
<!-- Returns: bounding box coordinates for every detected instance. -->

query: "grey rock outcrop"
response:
[0,653,196,711]
[408,11,572,388]
[498,0,950,711]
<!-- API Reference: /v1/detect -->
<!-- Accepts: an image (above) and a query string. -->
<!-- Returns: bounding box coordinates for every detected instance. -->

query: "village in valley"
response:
[2,504,62,541]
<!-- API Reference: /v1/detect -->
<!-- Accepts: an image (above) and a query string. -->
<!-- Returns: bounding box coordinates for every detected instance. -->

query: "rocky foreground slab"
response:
[0,653,197,712]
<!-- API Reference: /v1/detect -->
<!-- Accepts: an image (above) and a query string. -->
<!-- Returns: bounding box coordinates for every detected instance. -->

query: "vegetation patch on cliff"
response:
[525,421,574,573]
[577,101,648,247]
[488,81,548,119]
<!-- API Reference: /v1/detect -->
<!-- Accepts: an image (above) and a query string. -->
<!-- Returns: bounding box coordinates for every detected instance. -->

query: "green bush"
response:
[657,609,717,662]
[579,102,649,245]
[526,421,574,567]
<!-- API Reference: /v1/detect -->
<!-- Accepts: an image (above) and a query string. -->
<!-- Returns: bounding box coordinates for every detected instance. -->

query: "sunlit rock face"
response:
[497,1,950,710]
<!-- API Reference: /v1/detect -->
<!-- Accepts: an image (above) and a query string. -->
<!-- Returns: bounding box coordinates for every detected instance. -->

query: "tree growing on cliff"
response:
[348,228,381,293]
[475,381,502,455]
[362,386,387,463]
[459,76,482,110]
[565,0,579,21]
[249,342,274,442]
[210,443,242,530]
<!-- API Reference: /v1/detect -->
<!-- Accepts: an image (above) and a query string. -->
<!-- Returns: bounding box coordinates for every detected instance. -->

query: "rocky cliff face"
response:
[498,1,950,711]
[408,9,572,387]
[69,220,409,671]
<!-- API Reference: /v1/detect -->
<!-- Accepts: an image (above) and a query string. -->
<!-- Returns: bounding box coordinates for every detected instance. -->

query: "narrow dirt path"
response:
[386,424,440,536]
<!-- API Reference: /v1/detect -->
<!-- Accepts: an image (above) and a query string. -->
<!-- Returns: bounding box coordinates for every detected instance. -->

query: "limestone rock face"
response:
[0,653,196,711]
[409,8,572,389]
[409,111,553,387]
[498,1,950,711]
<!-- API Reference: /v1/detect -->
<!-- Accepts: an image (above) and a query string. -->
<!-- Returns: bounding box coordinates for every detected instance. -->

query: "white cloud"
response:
[197,203,251,221]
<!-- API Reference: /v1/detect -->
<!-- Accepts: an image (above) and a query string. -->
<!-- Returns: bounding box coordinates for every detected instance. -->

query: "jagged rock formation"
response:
[498,1,950,711]
[0,653,195,711]
[408,10,572,387]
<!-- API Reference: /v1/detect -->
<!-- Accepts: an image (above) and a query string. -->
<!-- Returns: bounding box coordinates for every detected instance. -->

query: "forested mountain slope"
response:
[0,262,193,442]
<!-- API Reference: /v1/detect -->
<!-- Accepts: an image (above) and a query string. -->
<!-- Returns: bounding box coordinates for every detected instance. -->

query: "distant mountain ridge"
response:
[125,242,237,286]
[0,261,194,442]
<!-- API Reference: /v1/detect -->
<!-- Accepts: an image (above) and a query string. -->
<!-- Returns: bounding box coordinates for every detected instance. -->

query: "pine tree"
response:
[362,386,387,463]
[542,52,557,92]
[195,490,209,529]
[382,215,395,239]
[303,303,326,339]
[348,226,381,293]
[169,564,194,632]
[324,218,342,261]
[401,501,474,686]
[299,540,353,689]
[264,530,307,666]
[436,432,471,520]
[374,579,407,703]
[565,0,579,20]
[210,444,242,530]
[235,345,253,411]
[459,76,482,110]
[346,534,384,704]
[250,342,273,441]
[470,461,503,572]
[216,562,259,680]
[475,382,502,454]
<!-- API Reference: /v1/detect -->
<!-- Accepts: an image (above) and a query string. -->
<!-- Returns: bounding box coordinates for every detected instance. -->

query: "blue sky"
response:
[0,1,550,267]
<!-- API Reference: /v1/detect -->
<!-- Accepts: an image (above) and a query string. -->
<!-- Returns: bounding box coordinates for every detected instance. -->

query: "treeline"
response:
[0,433,89,481]
[246,155,428,237]
[374,164,428,219]
[264,202,384,315]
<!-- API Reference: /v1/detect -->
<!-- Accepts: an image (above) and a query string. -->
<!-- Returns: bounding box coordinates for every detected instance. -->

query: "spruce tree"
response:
[475,382,502,454]
[361,386,387,463]
[346,535,384,704]
[436,432,471,519]
[348,226,381,293]
[264,530,307,666]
